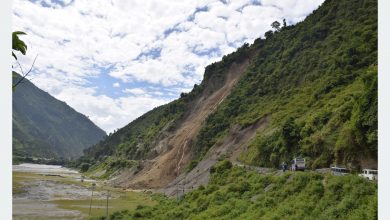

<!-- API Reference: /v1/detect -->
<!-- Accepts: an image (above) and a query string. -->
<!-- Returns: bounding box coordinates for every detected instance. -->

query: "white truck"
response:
[291,158,305,171]
[359,169,378,181]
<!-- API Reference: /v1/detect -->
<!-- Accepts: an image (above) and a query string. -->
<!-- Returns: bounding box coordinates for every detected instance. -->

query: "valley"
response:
[11,0,378,218]
[12,163,155,220]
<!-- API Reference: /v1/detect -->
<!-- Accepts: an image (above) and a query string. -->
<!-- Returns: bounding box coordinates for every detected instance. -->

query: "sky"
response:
[12,0,324,133]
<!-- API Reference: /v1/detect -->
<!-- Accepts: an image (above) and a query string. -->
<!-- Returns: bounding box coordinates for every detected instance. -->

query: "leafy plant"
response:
[12,31,27,60]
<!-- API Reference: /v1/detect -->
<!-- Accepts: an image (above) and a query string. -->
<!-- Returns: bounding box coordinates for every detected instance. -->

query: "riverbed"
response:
[13,163,155,219]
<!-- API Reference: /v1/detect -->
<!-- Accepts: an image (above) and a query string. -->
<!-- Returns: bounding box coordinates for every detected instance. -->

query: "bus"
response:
[330,166,350,176]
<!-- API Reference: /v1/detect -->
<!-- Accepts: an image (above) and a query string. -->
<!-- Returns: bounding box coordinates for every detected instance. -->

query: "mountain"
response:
[78,0,377,193]
[13,73,107,160]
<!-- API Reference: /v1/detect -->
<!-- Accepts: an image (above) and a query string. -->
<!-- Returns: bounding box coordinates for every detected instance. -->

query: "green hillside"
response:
[194,0,377,169]
[109,160,377,220]
[80,0,377,172]
[79,43,253,167]
[70,0,378,218]
[13,73,107,160]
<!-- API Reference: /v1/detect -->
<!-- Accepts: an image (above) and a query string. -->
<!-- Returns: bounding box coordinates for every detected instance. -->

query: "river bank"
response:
[13,163,155,219]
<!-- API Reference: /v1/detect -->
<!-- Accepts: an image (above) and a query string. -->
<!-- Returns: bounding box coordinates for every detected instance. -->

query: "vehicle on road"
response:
[359,169,378,181]
[291,158,305,171]
[330,166,350,176]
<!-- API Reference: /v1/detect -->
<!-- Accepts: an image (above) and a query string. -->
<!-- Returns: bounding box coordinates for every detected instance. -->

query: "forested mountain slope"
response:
[13,74,106,159]
[78,0,377,190]
[197,0,377,169]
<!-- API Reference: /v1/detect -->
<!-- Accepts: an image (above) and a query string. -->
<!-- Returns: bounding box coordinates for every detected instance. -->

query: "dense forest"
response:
[194,0,377,169]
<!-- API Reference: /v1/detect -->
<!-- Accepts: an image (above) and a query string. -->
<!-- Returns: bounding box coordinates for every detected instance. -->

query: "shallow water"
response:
[13,163,79,174]
[13,163,98,220]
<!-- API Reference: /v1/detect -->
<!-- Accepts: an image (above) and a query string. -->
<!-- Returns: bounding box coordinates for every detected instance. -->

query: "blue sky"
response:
[13,0,324,133]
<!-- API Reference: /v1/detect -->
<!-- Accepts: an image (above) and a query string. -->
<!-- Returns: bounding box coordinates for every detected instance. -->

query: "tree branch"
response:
[12,55,38,89]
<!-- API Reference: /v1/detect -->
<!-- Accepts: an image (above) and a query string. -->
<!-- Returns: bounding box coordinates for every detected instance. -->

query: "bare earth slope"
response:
[161,115,270,196]
[111,60,252,189]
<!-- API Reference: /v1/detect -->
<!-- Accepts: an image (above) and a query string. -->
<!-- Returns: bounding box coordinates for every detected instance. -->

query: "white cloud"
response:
[30,73,170,133]
[55,87,169,134]
[123,88,147,96]
[13,0,324,133]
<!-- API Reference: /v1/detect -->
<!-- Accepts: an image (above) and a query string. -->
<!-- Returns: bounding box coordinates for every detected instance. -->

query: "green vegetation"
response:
[12,31,27,60]
[80,0,377,173]
[78,36,253,171]
[53,189,155,220]
[83,156,141,179]
[193,0,377,169]
[12,172,33,195]
[109,160,377,219]
[13,73,106,160]
[80,102,183,163]
[13,171,156,220]
[13,171,90,190]
[13,0,378,218]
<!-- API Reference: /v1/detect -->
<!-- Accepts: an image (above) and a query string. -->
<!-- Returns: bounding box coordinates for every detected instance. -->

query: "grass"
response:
[13,171,156,220]
[53,189,156,219]
[13,172,43,195]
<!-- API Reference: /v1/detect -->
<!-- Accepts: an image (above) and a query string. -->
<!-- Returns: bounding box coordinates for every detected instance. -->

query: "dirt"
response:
[15,180,106,201]
[160,115,270,196]
[108,51,274,193]
[13,163,157,219]
[13,199,83,220]
[13,164,94,220]
[112,59,252,190]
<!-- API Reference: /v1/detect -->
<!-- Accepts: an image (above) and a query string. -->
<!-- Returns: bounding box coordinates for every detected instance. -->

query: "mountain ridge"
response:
[13,73,107,159]
[78,0,377,192]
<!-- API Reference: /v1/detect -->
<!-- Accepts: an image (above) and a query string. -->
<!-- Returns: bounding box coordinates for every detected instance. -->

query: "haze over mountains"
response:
[13,73,106,159]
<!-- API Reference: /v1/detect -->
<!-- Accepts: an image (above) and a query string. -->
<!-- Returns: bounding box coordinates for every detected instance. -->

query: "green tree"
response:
[264,30,273,39]
[271,21,281,31]
[282,117,301,152]
[80,163,90,172]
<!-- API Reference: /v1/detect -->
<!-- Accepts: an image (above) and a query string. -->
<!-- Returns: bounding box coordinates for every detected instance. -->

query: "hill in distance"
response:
[78,0,377,194]
[13,73,107,160]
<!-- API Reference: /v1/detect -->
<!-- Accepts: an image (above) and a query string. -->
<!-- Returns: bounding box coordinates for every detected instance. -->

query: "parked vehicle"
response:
[359,169,378,181]
[291,158,305,171]
[330,166,350,176]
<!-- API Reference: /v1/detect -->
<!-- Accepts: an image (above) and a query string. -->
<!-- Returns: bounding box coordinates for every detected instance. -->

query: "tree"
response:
[80,163,90,172]
[271,21,281,31]
[264,30,273,39]
[283,19,287,28]
[281,117,301,152]
[12,31,37,89]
